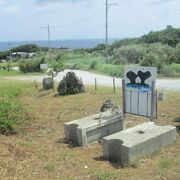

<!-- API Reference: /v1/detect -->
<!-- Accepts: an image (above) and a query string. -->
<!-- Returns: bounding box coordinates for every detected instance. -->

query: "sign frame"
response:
[122,66,157,120]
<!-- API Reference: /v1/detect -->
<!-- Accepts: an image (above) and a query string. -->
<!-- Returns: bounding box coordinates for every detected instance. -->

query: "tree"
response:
[46,54,65,92]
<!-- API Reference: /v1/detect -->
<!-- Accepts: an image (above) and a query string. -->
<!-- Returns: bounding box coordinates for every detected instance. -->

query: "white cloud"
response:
[152,0,174,5]
[36,0,86,5]
[34,0,92,14]
[35,2,63,13]
[0,0,6,5]
[0,1,21,15]
[1,5,21,15]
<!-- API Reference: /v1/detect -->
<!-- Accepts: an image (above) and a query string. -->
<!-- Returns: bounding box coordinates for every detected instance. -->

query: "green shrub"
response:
[160,65,175,77]
[89,61,98,69]
[159,158,173,169]
[0,98,29,135]
[112,44,144,64]
[19,58,42,73]
[0,80,33,135]
[69,62,83,70]
[95,171,118,180]
[0,88,22,99]
[170,63,180,74]
[97,64,124,77]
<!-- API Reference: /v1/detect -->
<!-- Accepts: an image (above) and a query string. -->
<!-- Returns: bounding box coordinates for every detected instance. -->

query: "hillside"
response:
[111,25,180,48]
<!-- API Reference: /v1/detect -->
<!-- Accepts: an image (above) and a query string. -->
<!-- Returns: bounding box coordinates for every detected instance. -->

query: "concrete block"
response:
[64,111,124,146]
[103,122,176,164]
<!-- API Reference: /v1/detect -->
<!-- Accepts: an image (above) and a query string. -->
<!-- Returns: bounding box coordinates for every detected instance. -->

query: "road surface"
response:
[2,69,180,91]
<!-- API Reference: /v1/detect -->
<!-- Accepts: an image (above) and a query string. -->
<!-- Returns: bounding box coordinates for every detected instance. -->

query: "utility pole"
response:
[106,0,108,64]
[105,0,118,64]
[67,40,70,49]
[40,23,52,61]
[8,42,12,61]
[40,24,55,92]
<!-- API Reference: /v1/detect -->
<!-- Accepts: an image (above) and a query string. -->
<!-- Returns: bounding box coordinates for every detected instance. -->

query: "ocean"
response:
[0,39,117,52]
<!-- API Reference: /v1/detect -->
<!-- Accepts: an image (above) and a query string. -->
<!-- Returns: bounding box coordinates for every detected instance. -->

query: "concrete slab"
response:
[103,122,176,164]
[64,111,124,146]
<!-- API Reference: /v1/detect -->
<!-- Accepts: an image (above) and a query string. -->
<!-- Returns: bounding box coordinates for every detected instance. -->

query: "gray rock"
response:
[57,71,85,95]
[100,99,118,112]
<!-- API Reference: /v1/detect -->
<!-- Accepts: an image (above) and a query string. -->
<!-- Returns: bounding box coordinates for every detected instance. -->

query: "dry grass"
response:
[0,82,180,180]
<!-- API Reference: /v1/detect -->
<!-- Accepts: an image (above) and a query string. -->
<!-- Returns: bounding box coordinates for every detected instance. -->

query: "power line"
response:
[40,1,126,30]
[52,9,105,29]
[109,7,180,25]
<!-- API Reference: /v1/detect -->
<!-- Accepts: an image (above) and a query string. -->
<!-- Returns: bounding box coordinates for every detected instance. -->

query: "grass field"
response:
[0,79,180,179]
[0,70,44,77]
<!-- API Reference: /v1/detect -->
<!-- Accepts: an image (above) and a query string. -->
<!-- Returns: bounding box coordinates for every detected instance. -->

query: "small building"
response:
[0,59,7,63]
[58,47,72,52]
[12,66,20,71]
[12,52,36,59]
[28,52,36,58]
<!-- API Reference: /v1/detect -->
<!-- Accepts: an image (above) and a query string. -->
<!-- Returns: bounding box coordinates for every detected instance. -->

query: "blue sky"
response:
[1,0,180,41]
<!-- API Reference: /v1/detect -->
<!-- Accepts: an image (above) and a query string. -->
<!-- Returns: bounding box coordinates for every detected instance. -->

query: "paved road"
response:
[3,69,180,91]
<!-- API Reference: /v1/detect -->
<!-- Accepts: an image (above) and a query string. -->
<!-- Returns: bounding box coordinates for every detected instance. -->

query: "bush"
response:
[19,59,41,73]
[160,64,180,77]
[0,80,33,135]
[97,64,124,77]
[0,84,22,98]
[170,63,180,74]
[89,61,98,69]
[0,98,28,135]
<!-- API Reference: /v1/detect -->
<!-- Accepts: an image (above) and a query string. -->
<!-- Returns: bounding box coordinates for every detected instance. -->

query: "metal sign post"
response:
[150,81,156,121]
[122,79,126,115]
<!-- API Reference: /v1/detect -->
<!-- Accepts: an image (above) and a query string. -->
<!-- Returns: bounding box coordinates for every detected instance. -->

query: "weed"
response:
[18,140,33,148]
[57,151,76,161]
[159,158,173,169]
[0,80,33,134]
[44,162,55,172]
[95,171,118,180]
[89,61,98,70]
[0,98,28,134]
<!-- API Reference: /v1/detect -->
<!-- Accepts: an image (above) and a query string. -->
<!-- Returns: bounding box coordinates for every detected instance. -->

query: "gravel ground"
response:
[3,69,180,91]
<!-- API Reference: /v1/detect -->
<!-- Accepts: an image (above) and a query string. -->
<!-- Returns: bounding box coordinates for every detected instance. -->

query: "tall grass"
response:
[66,54,105,71]
[0,80,33,134]
[0,80,33,98]
[0,98,27,134]
[65,53,125,77]
[96,64,124,77]
[0,70,22,76]
[66,52,180,77]
[160,63,180,77]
